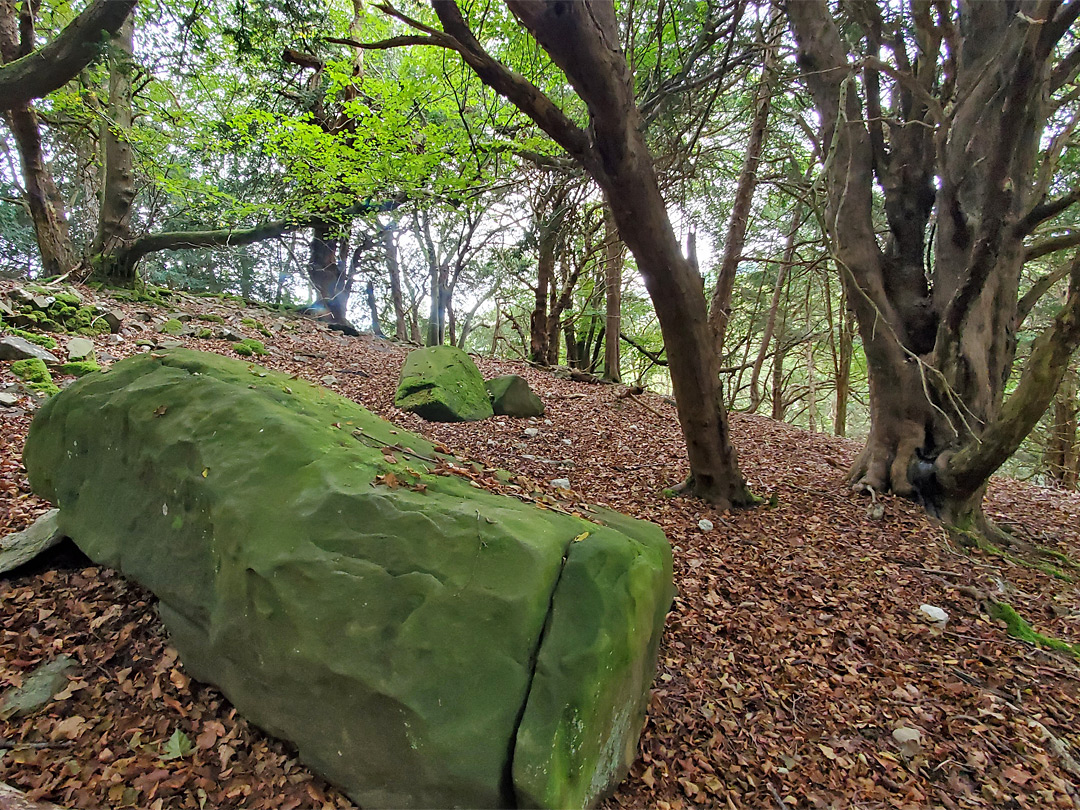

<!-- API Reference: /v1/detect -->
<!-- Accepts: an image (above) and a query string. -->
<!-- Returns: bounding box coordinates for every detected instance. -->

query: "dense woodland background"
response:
[1,0,1079,497]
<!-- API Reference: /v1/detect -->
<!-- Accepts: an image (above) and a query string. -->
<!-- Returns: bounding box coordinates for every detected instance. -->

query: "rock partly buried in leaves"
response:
[24,349,672,810]
[485,375,544,418]
[394,345,494,422]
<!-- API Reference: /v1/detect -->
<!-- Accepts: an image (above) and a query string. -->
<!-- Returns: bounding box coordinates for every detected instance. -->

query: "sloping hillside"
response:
[2,281,1079,809]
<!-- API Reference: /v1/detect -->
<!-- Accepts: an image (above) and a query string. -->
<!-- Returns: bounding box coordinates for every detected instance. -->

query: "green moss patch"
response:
[159,319,185,336]
[241,317,272,337]
[233,339,267,356]
[988,601,1079,658]
[1,327,57,350]
[199,314,225,324]
[24,349,673,809]
[11,358,59,396]
[395,345,494,422]
[59,360,101,378]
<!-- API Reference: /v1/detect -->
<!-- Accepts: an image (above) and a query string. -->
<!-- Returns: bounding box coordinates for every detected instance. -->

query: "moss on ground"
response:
[59,361,101,378]
[199,314,225,324]
[241,317,272,337]
[1,327,57,350]
[988,600,1079,658]
[233,338,267,356]
[160,319,185,336]
[11,358,59,396]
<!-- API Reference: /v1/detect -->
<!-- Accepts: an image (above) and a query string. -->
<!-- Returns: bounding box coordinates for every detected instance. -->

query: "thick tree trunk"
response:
[308,220,352,325]
[789,0,1080,528]
[94,15,136,270]
[602,205,622,383]
[3,106,73,276]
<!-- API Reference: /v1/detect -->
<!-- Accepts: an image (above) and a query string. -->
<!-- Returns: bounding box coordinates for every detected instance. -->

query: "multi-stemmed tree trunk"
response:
[789,1,1080,530]
[375,0,752,507]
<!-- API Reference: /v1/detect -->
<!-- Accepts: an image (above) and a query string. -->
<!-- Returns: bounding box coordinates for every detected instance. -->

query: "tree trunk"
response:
[789,1,1080,526]
[529,216,556,363]
[93,14,136,275]
[365,279,384,336]
[749,203,801,412]
[833,288,854,437]
[1046,366,1078,488]
[708,10,779,352]
[431,0,752,507]
[602,205,622,382]
[382,223,407,339]
[308,220,352,325]
[2,106,73,276]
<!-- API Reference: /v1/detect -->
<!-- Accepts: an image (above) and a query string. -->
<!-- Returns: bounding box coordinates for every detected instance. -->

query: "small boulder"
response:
[66,337,95,361]
[101,310,124,332]
[485,375,544,418]
[918,604,949,626]
[0,391,19,407]
[395,345,494,422]
[0,509,62,575]
[0,336,59,365]
[0,654,76,719]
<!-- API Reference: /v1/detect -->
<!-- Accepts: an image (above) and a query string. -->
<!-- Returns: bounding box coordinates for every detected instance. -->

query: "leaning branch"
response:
[1026,230,1080,261]
[619,331,667,366]
[942,251,1080,499]
[0,0,136,110]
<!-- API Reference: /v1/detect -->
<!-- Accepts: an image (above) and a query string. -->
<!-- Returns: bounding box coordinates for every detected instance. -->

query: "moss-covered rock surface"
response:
[24,349,673,809]
[485,375,545,418]
[395,345,494,422]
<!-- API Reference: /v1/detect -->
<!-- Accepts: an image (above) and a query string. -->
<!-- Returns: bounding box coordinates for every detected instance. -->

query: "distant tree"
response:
[364,0,754,508]
[789,0,1080,533]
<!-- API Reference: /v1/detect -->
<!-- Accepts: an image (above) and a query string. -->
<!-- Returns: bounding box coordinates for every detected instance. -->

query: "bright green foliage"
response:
[195,328,214,339]
[395,346,494,422]
[233,338,267,356]
[11,359,59,396]
[24,349,673,809]
[988,601,1079,658]
[59,361,101,377]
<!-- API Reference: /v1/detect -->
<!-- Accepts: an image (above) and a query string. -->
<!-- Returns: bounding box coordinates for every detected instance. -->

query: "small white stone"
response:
[892,726,922,753]
[562,438,572,446]
[550,478,571,490]
[919,604,949,626]
[543,419,553,425]
[524,427,539,438]
[698,519,714,532]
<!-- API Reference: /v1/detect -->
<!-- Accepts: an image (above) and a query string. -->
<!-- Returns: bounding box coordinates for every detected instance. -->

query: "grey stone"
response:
[66,337,95,361]
[0,392,19,407]
[156,339,184,350]
[0,654,77,719]
[550,478,571,490]
[167,312,193,323]
[0,336,60,364]
[102,310,124,332]
[0,509,62,575]
[31,295,54,310]
[524,427,539,438]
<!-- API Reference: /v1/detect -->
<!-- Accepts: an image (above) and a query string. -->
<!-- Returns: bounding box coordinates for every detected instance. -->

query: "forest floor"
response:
[1,280,1079,810]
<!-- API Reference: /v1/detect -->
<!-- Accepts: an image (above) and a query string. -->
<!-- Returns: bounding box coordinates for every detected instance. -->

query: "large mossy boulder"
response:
[394,345,494,422]
[485,375,544,418]
[23,349,672,810]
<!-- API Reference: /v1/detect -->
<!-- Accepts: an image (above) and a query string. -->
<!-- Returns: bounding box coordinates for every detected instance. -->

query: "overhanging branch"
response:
[0,0,136,110]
